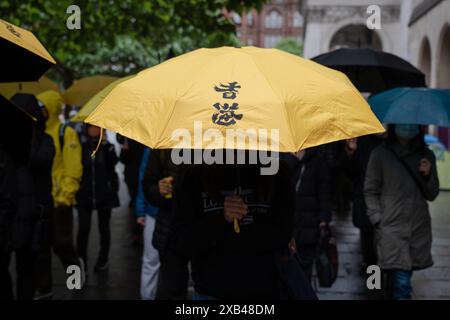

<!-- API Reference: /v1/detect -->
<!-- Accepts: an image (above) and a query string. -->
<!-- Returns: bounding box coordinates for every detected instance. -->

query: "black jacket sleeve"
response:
[30,133,55,172]
[106,144,119,193]
[142,150,171,208]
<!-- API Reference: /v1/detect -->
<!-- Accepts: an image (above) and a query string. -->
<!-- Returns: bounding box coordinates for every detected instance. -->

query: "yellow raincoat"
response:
[37,90,82,206]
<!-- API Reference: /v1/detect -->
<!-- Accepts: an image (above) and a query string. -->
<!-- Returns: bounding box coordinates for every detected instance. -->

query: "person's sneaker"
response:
[34,291,54,300]
[94,259,109,273]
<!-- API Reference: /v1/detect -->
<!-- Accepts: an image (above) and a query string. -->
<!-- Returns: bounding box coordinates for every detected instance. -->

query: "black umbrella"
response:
[312,48,426,93]
[0,94,35,167]
[0,19,56,82]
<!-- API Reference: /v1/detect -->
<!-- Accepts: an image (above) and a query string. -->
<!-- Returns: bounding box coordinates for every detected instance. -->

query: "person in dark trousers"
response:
[345,135,384,271]
[9,94,55,300]
[76,125,119,272]
[365,124,439,300]
[142,149,188,300]
[170,154,295,299]
[291,148,332,281]
[0,146,17,300]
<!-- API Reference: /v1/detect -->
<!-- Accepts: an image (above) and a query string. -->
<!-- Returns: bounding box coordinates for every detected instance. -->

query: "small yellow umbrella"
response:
[86,46,384,152]
[63,75,118,106]
[0,19,56,82]
[0,76,59,99]
[71,75,134,122]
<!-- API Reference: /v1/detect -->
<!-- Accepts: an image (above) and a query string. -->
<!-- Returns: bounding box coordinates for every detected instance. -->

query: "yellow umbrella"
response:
[71,75,134,122]
[0,76,59,99]
[86,46,384,152]
[63,75,118,106]
[0,19,56,82]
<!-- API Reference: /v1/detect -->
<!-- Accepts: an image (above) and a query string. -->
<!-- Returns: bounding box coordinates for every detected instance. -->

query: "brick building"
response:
[232,0,305,48]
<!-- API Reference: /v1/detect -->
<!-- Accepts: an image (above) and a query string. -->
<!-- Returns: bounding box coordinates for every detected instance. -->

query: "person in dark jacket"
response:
[170,153,295,299]
[76,124,119,272]
[0,146,17,300]
[292,148,332,281]
[365,125,439,300]
[9,93,55,300]
[142,149,188,300]
[345,135,384,270]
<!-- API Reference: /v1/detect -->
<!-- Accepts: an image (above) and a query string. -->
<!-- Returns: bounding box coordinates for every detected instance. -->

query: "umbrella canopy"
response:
[0,19,56,82]
[369,87,450,127]
[312,48,425,94]
[0,76,59,99]
[85,46,384,152]
[72,75,134,122]
[0,94,36,167]
[63,75,119,107]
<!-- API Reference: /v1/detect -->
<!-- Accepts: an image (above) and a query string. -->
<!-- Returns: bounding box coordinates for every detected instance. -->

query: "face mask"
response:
[395,124,420,140]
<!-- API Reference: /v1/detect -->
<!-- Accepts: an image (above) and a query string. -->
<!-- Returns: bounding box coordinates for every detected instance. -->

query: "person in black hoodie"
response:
[76,124,119,272]
[170,152,294,299]
[9,93,55,300]
[292,147,332,281]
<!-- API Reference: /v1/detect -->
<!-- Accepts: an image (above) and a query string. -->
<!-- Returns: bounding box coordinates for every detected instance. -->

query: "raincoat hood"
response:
[37,90,64,129]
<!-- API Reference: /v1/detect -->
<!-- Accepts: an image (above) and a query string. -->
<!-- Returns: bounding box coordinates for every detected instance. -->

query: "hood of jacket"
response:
[10,93,46,132]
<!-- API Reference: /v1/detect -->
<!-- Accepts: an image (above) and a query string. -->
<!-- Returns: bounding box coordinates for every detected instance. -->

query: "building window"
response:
[293,11,304,28]
[247,11,253,26]
[265,10,283,29]
[264,35,282,48]
[232,12,241,24]
[247,38,254,46]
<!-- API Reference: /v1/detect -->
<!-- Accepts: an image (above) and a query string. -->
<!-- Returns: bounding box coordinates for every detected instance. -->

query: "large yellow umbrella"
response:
[63,75,118,106]
[71,75,134,122]
[0,76,59,99]
[86,46,384,152]
[0,19,56,82]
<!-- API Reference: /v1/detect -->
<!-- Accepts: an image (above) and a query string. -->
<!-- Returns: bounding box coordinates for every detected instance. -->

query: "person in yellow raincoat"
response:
[34,90,84,298]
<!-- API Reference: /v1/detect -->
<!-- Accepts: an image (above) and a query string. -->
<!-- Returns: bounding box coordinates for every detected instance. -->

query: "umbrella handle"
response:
[234,218,240,234]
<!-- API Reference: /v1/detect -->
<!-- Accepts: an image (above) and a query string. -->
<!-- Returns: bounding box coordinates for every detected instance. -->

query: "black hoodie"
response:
[171,161,294,299]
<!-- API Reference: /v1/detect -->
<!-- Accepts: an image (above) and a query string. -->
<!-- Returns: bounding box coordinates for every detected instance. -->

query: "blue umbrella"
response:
[369,87,450,127]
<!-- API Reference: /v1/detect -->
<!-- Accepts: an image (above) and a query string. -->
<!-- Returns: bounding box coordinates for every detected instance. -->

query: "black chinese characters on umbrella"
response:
[212,82,243,126]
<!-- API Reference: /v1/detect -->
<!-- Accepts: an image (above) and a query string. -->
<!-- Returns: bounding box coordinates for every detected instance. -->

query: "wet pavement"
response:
[318,191,450,300]
[10,169,450,300]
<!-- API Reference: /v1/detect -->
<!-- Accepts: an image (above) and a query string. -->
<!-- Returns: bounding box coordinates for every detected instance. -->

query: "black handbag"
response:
[316,228,338,288]
[274,247,318,300]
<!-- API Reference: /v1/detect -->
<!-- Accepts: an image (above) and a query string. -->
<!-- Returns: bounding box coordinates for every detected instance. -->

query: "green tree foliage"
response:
[1,0,266,86]
[276,38,303,56]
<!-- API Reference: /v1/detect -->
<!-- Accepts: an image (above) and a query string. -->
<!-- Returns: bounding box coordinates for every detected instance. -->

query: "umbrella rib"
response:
[244,51,296,150]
